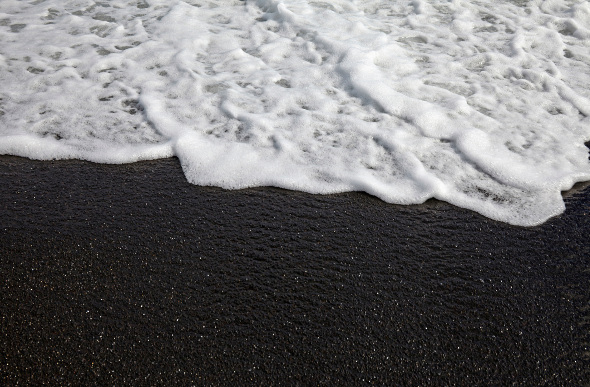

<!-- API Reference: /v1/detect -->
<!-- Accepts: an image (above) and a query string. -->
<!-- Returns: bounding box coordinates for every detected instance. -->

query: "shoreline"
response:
[1,155,589,384]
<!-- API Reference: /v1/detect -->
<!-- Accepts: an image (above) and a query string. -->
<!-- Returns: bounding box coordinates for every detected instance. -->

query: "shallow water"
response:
[1,0,590,225]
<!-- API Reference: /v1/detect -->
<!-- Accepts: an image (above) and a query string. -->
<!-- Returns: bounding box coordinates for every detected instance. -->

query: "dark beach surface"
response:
[1,155,589,385]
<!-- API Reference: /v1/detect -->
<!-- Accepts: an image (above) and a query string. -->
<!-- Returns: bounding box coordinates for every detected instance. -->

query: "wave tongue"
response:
[1,0,589,226]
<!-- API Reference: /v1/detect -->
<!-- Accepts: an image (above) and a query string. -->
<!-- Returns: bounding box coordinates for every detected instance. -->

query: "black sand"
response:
[1,155,589,385]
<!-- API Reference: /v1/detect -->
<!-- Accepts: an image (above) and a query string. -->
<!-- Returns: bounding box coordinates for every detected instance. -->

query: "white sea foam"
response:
[1,0,589,225]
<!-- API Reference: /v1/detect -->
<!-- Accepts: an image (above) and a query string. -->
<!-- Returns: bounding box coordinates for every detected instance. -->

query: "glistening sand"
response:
[1,155,589,384]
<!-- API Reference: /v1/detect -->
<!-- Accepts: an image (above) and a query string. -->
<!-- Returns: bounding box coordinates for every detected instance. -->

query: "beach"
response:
[1,155,589,384]
[2,0,590,384]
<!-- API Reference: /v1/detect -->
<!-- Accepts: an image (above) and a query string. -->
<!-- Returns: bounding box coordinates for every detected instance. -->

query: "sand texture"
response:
[1,156,589,384]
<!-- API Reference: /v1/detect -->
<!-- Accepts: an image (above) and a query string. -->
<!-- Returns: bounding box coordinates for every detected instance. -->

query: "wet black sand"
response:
[1,155,589,385]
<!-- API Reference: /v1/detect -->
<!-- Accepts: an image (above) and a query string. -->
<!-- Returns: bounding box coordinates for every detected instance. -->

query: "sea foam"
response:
[1,0,589,226]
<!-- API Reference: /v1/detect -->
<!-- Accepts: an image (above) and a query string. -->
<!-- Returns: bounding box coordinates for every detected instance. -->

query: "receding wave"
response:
[1,0,590,226]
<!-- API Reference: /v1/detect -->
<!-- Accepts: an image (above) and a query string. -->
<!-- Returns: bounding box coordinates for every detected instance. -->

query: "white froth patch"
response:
[1,0,589,226]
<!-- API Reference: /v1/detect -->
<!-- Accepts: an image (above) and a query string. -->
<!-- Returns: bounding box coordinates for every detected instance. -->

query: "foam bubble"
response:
[1,0,589,226]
